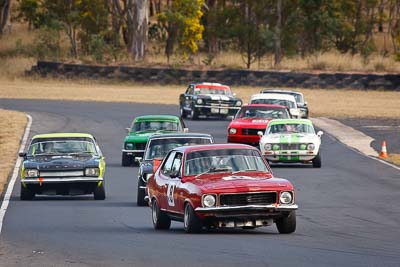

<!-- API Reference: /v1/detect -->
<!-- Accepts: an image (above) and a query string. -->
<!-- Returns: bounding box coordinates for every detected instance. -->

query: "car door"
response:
[157,151,176,210]
[165,152,183,214]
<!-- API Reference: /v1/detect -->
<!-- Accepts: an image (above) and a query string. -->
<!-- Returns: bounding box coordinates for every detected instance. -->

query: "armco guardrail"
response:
[29,61,400,90]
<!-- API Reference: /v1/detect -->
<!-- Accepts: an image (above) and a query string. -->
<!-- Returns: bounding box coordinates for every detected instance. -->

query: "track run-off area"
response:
[0,99,399,267]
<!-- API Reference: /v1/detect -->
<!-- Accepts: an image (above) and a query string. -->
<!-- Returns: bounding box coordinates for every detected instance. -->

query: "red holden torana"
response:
[146,144,297,233]
[227,104,291,146]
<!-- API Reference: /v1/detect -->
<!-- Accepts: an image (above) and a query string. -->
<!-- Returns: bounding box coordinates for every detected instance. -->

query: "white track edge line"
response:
[0,114,32,235]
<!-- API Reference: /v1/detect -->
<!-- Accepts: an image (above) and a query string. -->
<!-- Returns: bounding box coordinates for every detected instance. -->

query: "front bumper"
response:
[21,177,103,184]
[193,105,240,116]
[263,150,317,162]
[195,204,298,213]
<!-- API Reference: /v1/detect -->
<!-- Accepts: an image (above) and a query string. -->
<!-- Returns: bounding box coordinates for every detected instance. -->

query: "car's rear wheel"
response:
[136,178,147,206]
[190,108,198,120]
[20,184,34,200]
[312,152,322,168]
[94,183,106,200]
[276,211,296,234]
[180,107,187,118]
[152,199,171,230]
[121,152,131,166]
[183,203,203,233]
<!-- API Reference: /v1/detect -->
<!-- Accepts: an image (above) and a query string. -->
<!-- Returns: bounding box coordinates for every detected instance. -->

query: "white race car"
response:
[258,119,323,168]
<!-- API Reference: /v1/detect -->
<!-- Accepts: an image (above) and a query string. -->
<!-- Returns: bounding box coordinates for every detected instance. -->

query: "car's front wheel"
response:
[136,178,147,206]
[276,211,296,234]
[180,107,187,118]
[152,199,171,230]
[94,183,106,200]
[20,184,34,200]
[183,203,203,233]
[190,108,199,120]
[121,152,131,166]
[312,152,322,168]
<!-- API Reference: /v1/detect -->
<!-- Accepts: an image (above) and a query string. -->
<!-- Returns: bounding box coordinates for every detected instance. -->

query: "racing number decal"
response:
[167,183,175,207]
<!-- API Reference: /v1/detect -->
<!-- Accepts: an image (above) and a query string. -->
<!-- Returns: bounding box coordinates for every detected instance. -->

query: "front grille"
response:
[205,99,232,107]
[219,192,277,206]
[242,128,263,135]
[280,144,300,150]
[134,143,146,150]
[39,171,84,177]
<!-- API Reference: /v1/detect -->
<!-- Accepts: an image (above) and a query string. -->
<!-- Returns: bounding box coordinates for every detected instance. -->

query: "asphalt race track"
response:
[0,99,399,267]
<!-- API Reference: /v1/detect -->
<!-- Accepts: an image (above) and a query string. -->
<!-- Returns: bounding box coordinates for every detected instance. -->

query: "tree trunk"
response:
[0,0,11,36]
[274,0,282,67]
[128,0,148,61]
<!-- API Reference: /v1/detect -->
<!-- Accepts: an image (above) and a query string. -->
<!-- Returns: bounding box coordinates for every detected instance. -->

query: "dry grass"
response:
[387,154,400,166]
[1,77,400,119]
[0,109,27,194]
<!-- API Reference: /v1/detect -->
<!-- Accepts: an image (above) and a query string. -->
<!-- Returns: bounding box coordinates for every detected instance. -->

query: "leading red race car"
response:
[227,104,291,146]
[146,144,298,233]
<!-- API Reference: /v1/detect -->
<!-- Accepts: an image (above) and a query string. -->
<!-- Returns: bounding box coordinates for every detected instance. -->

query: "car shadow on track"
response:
[269,164,314,169]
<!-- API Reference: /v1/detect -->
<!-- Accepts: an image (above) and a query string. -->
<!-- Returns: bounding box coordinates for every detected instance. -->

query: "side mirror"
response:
[257,131,264,137]
[19,152,27,158]
[317,130,324,137]
[183,128,189,133]
[304,101,308,106]
[233,93,237,97]
[135,157,143,163]
[126,127,131,133]
[170,170,180,179]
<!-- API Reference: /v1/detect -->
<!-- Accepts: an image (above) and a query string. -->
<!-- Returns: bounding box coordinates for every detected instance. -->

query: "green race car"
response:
[19,133,106,200]
[121,115,188,166]
[258,119,323,167]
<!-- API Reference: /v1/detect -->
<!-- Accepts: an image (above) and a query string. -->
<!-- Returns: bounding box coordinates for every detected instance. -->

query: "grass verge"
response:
[0,109,27,194]
[387,154,400,166]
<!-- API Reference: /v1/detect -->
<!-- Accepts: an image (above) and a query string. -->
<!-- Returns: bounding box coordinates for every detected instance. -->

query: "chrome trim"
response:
[195,204,298,212]
[21,177,103,184]
[139,186,147,189]
[122,149,145,153]
[39,171,84,177]
[194,105,241,110]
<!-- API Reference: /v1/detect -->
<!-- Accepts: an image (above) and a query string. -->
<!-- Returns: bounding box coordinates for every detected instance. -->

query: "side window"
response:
[170,153,183,177]
[188,85,194,95]
[162,151,176,175]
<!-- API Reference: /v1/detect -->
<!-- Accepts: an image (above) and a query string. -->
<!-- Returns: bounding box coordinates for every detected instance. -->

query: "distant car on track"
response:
[250,93,300,118]
[179,82,242,120]
[19,133,106,200]
[227,104,291,146]
[136,133,214,206]
[122,115,188,166]
[146,144,298,233]
[258,119,323,167]
[260,89,309,118]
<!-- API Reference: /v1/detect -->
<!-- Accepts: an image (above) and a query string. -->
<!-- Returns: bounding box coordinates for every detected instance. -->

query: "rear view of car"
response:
[260,89,309,118]
[250,93,300,118]
[19,133,106,200]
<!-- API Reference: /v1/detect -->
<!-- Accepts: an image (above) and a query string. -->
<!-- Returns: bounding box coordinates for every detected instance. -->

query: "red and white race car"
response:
[227,104,291,146]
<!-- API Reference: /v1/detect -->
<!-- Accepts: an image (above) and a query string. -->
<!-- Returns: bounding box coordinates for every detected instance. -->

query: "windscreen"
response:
[145,137,212,160]
[194,87,232,96]
[250,99,295,109]
[236,107,290,119]
[28,140,98,156]
[185,149,268,176]
[267,123,315,134]
[133,121,180,132]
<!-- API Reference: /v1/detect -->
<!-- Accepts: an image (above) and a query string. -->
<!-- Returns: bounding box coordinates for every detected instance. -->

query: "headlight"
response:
[202,194,216,207]
[229,128,237,134]
[264,143,272,151]
[24,169,39,178]
[280,191,293,204]
[307,143,315,151]
[85,168,100,177]
[272,144,280,150]
[235,100,242,106]
[125,143,133,149]
[197,98,203,104]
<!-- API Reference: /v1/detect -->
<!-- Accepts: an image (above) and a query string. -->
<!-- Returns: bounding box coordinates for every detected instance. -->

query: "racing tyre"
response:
[180,107,187,119]
[312,152,322,168]
[121,152,131,166]
[183,203,203,233]
[152,199,171,230]
[136,178,147,206]
[20,185,34,200]
[276,211,296,234]
[190,108,199,120]
[94,183,106,200]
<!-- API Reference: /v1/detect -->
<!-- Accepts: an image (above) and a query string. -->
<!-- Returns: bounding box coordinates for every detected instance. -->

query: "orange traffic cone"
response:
[379,140,388,158]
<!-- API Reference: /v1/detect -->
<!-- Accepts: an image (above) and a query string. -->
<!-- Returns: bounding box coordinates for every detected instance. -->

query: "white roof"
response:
[250,93,297,102]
